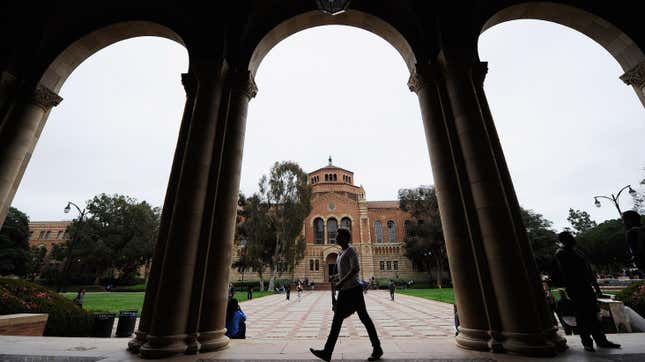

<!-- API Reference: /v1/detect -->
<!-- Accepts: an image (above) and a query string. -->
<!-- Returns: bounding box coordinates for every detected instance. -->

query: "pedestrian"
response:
[247,285,253,300]
[73,288,86,308]
[553,231,620,352]
[310,228,382,361]
[623,210,645,273]
[297,281,304,302]
[225,298,246,339]
[388,280,396,301]
[285,283,291,301]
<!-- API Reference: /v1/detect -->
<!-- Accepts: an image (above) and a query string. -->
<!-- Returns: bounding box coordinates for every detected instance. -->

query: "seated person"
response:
[225,298,246,339]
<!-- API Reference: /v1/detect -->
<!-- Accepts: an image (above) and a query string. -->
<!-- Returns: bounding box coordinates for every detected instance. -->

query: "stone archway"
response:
[480,2,645,106]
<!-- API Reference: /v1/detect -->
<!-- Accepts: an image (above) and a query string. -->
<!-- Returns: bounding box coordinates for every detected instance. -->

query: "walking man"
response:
[554,231,620,352]
[310,228,382,361]
[388,280,396,301]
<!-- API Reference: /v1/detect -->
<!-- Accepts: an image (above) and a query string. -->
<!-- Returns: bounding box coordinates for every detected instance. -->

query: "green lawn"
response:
[63,290,273,313]
[398,288,455,304]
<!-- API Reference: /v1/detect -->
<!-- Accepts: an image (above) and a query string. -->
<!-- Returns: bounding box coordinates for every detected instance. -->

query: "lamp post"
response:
[593,185,637,217]
[59,201,87,291]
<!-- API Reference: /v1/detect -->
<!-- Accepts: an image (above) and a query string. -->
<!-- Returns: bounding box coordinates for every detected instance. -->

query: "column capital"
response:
[181,73,197,97]
[407,64,440,94]
[620,60,645,90]
[229,69,258,99]
[30,85,62,111]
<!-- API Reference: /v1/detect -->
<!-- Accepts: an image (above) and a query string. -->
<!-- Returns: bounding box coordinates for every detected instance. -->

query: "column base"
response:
[502,327,566,357]
[139,333,188,359]
[198,329,230,352]
[127,330,147,353]
[185,333,201,354]
[455,327,496,352]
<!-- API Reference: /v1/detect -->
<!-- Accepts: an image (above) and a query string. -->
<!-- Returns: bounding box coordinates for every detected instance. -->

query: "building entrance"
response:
[325,253,338,281]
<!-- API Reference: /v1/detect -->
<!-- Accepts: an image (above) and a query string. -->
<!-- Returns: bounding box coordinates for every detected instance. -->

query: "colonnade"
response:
[0,50,566,358]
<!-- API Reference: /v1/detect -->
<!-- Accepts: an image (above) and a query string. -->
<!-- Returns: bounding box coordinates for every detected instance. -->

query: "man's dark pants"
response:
[324,285,381,353]
[568,287,607,347]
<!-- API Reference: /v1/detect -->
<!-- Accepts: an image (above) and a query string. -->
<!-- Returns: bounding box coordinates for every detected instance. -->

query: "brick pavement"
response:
[241,290,456,340]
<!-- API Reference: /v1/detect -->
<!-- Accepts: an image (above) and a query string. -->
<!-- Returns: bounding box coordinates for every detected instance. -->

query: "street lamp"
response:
[593,185,637,217]
[59,201,87,291]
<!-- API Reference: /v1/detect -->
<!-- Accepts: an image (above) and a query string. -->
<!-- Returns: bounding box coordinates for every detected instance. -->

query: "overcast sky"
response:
[11,20,644,230]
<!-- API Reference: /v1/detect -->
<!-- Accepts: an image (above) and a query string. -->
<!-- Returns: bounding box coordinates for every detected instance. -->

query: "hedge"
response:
[0,278,94,336]
[615,280,645,318]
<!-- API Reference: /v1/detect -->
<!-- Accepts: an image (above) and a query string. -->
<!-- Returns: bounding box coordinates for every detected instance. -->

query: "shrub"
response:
[615,280,645,318]
[0,277,94,336]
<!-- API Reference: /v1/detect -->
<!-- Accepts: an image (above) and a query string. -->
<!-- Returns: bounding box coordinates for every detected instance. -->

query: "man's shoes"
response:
[583,344,595,352]
[597,340,621,349]
[310,348,331,362]
[368,346,383,361]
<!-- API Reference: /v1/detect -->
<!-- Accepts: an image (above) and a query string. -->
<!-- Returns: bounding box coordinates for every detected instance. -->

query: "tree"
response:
[62,194,160,284]
[0,207,30,276]
[260,161,312,292]
[25,245,47,280]
[576,218,629,274]
[520,208,558,273]
[398,186,447,287]
[237,194,277,291]
[567,208,597,234]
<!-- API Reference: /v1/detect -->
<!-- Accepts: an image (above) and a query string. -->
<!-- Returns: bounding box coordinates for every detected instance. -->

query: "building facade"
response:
[27,220,72,253]
[230,160,427,283]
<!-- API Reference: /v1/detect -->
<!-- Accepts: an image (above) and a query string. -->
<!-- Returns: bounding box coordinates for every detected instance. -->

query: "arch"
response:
[374,220,383,243]
[39,21,186,93]
[313,217,325,244]
[327,217,338,244]
[249,10,417,77]
[480,2,645,105]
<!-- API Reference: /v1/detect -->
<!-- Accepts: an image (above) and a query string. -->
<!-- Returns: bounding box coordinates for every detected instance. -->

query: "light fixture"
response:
[628,186,637,197]
[64,202,71,214]
[316,0,351,15]
[594,198,601,208]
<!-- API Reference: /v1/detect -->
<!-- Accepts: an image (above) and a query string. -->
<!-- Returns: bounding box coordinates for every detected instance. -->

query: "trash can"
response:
[92,312,116,337]
[115,310,138,337]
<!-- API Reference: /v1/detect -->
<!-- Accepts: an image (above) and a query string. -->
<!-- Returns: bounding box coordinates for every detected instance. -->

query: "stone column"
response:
[139,58,229,359]
[438,49,565,356]
[128,72,197,353]
[0,85,62,225]
[620,60,645,107]
[408,63,501,352]
[198,69,257,352]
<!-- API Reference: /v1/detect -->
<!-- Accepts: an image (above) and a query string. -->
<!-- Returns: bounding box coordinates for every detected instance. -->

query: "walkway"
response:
[244,290,455,339]
[2,291,645,361]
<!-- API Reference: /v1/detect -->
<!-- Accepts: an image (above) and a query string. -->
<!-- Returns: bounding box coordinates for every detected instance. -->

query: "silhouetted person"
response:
[225,298,246,339]
[623,210,645,273]
[554,231,620,352]
[285,283,291,301]
[388,280,396,301]
[247,286,253,300]
[310,229,382,361]
[73,288,85,308]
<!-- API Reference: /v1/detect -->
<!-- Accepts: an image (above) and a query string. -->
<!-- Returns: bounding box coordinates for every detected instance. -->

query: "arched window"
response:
[314,218,324,244]
[325,174,329,181]
[374,220,383,243]
[333,174,337,181]
[340,217,352,240]
[404,220,412,239]
[327,218,338,244]
[387,220,396,243]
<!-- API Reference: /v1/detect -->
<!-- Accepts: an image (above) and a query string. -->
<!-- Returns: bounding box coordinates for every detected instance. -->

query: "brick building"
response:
[27,220,71,252]
[230,159,428,283]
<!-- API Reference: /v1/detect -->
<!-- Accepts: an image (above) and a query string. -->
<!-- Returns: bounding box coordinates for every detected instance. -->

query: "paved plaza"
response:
[244,290,455,340]
[2,291,645,361]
